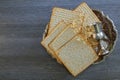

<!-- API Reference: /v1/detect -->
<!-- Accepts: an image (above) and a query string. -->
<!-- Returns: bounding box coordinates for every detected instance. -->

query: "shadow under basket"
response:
[42,9,118,64]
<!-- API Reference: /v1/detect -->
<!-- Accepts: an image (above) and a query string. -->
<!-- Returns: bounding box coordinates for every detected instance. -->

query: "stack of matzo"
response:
[41,2,100,76]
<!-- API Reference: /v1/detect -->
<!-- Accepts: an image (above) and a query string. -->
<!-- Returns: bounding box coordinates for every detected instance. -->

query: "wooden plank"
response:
[0,0,119,80]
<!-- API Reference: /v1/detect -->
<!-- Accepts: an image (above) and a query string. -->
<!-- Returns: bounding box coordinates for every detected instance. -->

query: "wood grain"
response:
[0,0,120,80]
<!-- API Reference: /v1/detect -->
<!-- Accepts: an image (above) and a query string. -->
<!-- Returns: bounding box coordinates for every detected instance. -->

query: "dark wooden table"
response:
[0,0,119,80]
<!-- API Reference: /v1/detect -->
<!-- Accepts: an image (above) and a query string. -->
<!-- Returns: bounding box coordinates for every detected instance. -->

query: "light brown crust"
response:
[48,7,83,34]
[48,22,82,53]
[74,2,100,22]
[48,7,56,34]
[41,21,67,64]
[47,8,84,62]
[56,34,98,76]
[42,2,100,67]
[48,3,100,76]
[47,2,87,35]
[47,2,100,49]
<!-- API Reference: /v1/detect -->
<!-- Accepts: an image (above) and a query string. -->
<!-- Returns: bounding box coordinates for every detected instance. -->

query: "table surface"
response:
[0,0,120,80]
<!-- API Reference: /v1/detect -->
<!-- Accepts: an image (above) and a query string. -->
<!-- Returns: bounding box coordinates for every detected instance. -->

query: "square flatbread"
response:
[56,35,98,76]
[41,21,67,63]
